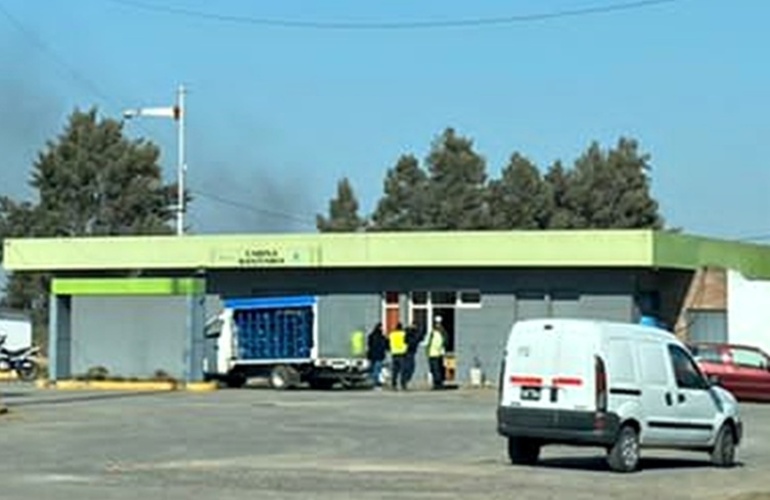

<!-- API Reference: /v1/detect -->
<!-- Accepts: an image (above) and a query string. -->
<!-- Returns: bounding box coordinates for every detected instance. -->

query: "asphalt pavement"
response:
[1,383,769,500]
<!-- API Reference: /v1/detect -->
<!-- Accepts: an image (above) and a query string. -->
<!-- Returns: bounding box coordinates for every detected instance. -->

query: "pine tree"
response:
[488,152,552,229]
[316,177,366,232]
[424,128,490,229]
[565,138,664,229]
[543,160,576,229]
[30,107,176,236]
[370,154,429,231]
[0,107,179,349]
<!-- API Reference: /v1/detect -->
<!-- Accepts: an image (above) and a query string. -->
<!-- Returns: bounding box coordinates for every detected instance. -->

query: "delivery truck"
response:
[203,295,371,390]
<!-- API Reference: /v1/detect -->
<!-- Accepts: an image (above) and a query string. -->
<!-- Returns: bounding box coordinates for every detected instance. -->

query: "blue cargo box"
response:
[224,296,315,361]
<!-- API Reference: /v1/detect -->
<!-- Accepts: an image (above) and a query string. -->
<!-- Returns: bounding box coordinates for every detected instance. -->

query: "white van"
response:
[496,318,742,473]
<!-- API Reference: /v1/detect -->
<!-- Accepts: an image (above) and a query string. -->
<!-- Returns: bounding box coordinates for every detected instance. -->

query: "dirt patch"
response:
[727,494,770,500]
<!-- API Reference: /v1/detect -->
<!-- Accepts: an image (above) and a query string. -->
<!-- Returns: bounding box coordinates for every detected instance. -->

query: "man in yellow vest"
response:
[427,317,446,390]
[350,327,365,358]
[388,322,408,390]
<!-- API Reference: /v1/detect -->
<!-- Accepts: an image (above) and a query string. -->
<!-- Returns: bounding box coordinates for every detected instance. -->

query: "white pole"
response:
[177,84,186,236]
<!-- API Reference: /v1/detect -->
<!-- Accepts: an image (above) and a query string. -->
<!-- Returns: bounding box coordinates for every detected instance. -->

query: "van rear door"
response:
[501,320,596,411]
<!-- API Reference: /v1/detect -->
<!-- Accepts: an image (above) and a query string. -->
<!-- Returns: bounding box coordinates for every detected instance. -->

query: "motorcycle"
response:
[0,334,41,382]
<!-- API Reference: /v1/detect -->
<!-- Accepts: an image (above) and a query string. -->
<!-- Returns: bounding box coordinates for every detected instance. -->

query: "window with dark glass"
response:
[668,345,708,390]
[411,291,428,305]
[690,345,724,364]
[459,290,481,305]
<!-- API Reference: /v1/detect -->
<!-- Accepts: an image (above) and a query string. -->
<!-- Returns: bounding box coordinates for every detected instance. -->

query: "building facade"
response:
[4,229,770,385]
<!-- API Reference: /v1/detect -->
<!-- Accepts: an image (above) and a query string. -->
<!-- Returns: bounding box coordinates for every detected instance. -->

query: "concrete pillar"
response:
[47,294,58,382]
[184,293,206,383]
[48,294,72,381]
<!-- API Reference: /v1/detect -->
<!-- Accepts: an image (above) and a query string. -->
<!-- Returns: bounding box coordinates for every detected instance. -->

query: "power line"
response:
[106,0,683,31]
[0,2,115,106]
[732,232,770,242]
[0,1,162,142]
[0,3,321,229]
[190,188,318,227]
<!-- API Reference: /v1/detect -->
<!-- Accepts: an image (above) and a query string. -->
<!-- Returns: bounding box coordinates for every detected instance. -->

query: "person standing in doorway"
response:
[388,322,408,390]
[427,317,446,390]
[402,322,421,390]
[366,323,387,389]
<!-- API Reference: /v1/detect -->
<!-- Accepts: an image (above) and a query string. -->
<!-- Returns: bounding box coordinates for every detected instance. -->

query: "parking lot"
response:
[1,385,769,500]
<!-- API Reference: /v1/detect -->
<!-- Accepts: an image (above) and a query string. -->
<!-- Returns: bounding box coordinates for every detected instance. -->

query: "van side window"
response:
[608,338,636,384]
[639,342,668,386]
[668,345,708,390]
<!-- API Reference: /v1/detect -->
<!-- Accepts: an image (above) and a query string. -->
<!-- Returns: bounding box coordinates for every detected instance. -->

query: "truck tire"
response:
[225,373,247,389]
[269,365,298,390]
[507,437,540,465]
[710,423,736,468]
[308,379,335,390]
[607,425,640,473]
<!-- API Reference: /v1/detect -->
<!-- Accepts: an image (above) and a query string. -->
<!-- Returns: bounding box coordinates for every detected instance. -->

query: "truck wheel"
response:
[607,425,640,473]
[225,373,246,389]
[308,379,335,390]
[710,424,736,468]
[269,365,298,390]
[507,437,540,465]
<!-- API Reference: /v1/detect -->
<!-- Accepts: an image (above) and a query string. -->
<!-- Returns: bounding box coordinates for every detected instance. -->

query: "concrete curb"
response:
[35,380,218,392]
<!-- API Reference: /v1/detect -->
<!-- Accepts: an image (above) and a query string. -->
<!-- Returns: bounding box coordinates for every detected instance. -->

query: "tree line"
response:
[1,109,667,349]
[316,128,665,232]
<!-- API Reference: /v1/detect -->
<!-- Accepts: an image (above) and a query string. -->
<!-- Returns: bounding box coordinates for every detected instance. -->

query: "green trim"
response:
[653,232,770,280]
[5,230,770,279]
[51,278,205,296]
[2,230,653,270]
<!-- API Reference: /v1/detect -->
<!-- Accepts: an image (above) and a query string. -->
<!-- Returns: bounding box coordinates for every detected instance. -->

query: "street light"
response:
[123,85,187,236]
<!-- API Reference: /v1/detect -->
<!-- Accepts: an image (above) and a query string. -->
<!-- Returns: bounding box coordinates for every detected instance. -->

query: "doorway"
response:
[407,291,458,384]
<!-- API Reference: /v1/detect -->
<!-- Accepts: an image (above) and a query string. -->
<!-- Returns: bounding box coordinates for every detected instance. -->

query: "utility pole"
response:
[176,84,186,236]
[123,84,188,236]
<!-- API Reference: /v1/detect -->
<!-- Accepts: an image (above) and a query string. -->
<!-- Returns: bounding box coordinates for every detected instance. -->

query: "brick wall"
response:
[674,266,726,339]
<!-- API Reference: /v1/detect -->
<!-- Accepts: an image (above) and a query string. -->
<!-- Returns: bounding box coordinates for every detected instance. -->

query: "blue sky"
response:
[1,0,769,239]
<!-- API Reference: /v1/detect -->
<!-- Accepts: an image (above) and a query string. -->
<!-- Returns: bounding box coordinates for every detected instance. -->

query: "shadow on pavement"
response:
[537,455,740,472]
[0,391,32,398]
[3,390,175,408]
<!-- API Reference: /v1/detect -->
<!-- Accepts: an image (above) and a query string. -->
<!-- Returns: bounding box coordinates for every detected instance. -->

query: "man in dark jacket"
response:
[366,323,388,389]
[402,322,422,390]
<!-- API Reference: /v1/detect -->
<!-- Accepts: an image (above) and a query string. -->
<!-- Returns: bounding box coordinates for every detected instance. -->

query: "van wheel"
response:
[507,437,540,465]
[710,424,736,468]
[607,425,640,473]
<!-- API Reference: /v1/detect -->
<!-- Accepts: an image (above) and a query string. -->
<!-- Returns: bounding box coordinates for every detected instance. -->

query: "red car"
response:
[689,342,770,402]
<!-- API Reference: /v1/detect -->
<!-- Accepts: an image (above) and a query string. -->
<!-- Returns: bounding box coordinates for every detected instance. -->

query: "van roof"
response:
[512,317,675,342]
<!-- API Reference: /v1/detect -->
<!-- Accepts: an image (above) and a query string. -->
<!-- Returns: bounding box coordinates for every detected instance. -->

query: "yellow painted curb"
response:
[0,372,19,381]
[52,380,178,391]
[38,379,219,392]
[184,382,218,392]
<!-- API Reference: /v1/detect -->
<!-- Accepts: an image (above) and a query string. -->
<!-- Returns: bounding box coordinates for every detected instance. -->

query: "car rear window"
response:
[729,348,769,370]
[690,345,724,364]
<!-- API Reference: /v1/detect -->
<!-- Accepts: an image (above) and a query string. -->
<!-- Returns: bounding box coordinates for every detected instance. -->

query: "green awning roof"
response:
[4,230,770,279]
